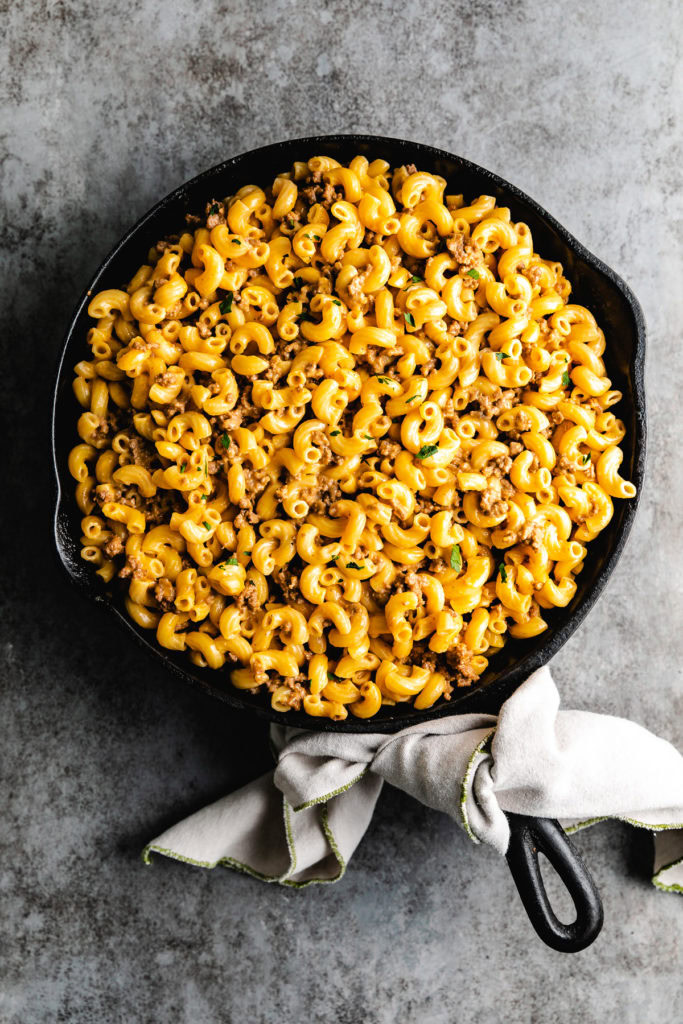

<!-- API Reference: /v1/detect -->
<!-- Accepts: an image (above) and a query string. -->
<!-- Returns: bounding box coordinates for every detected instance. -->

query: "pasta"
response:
[68,154,637,721]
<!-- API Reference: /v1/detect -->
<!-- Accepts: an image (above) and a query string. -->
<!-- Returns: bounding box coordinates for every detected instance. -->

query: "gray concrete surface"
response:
[2,1,682,1021]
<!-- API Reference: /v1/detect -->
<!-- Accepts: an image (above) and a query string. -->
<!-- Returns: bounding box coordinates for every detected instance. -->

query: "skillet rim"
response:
[51,132,647,733]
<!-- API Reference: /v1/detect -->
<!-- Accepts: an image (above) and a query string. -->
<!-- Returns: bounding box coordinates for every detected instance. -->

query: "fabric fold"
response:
[143,666,683,893]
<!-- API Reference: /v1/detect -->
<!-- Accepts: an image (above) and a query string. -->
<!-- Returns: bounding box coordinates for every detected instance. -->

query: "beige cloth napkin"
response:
[143,666,683,892]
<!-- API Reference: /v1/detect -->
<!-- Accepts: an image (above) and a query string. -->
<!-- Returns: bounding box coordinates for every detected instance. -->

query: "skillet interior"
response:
[52,134,646,732]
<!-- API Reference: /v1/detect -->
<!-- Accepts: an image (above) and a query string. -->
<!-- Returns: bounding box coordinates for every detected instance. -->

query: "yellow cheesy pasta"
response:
[69,155,637,721]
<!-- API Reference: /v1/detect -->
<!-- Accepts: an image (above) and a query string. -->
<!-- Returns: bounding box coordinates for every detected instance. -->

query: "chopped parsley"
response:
[416,444,439,460]
[466,268,480,279]
[495,351,506,362]
[376,376,393,385]
[327,671,341,681]
[180,463,187,474]
[363,433,374,441]
[499,564,508,583]
[225,557,239,566]
[232,238,241,245]
[346,561,364,570]
[298,311,316,323]
[450,544,462,572]
[410,275,422,283]
[330,429,341,436]
[287,218,296,229]
[332,298,341,306]
[220,433,231,449]
[209,203,219,215]
[562,370,570,387]
[201,495,207,502]
[405,394,419,404]
[203,521,211,530]
[582,453,591,465]
[404,311,415,328]
[219,292,233,315]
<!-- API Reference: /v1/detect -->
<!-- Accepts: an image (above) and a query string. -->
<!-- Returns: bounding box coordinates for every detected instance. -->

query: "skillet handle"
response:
[504,813,603,953]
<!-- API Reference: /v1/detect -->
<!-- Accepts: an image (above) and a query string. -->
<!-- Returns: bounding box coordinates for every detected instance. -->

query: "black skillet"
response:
[52,135,646,953]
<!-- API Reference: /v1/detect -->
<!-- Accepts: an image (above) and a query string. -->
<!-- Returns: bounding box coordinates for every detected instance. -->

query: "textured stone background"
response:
[2,1,682,1021]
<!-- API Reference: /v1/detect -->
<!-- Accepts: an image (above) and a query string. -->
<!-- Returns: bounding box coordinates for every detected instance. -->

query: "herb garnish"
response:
[562,370,570,387]
[376,376,393,385]
[363,433,374,441]
[327,671,341,681]
[209,203,219,215]
[346,562,364,570]
[582,453,591,464]
[404,311,415,328]
[225,557,239,566]
[332,299,341,306]
[466,268,480,279]
[219,292,233,315]
[499,564,508,582]
[330,429,341,436]
[293,276,304,288]
[450,544,462,571]
[220,433,230,449]
[416,444,439,459]
[180,463,187,474]
[203,521,211,530]
[405,394,419,403]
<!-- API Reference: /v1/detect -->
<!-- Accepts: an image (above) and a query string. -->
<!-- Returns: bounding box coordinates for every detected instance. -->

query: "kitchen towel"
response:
[143,666,683,892]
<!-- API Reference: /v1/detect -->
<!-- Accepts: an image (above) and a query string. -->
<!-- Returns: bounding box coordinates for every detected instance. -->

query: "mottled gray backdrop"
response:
[2,1,681,1022]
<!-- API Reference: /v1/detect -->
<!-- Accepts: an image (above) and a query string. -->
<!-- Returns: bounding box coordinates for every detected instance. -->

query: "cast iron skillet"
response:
[52,135,646,953]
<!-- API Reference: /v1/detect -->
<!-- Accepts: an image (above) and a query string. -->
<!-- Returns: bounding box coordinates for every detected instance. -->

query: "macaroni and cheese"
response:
[69,154,636,720]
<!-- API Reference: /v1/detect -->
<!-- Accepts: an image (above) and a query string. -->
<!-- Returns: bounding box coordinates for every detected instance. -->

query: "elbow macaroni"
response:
[69,155,636,720]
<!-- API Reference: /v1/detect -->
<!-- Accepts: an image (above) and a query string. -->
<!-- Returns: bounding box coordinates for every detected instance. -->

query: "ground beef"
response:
[301,182,343,208]
[165,394,188,416]
[480,486,507,518]
[445,233,480,267]
[358,347,390,373]
[271,565,303,606]
[482,455,513,478]
[236,578,260,612]
[118,556,148,581]
[216,409,243,432]
[378,439,402,460]
[128,435,155,468]
[153,370,177,388]
[237,386,259,421]
[445,643,479,687]
[518,521,545,550]
[306,475,342,513]
[476,387,516,419]
[91,417,109,446]
[104,535,124,558]
[154,577,176,610]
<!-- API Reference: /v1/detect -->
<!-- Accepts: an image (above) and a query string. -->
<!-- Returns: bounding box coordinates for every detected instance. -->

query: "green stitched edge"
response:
[292,766,369,811]
[653,854,683,894]
[566,815,683,834]
[459,730,495,842]
[142,844,276,882]
[318,803,346,883]
[283,796,297,876]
